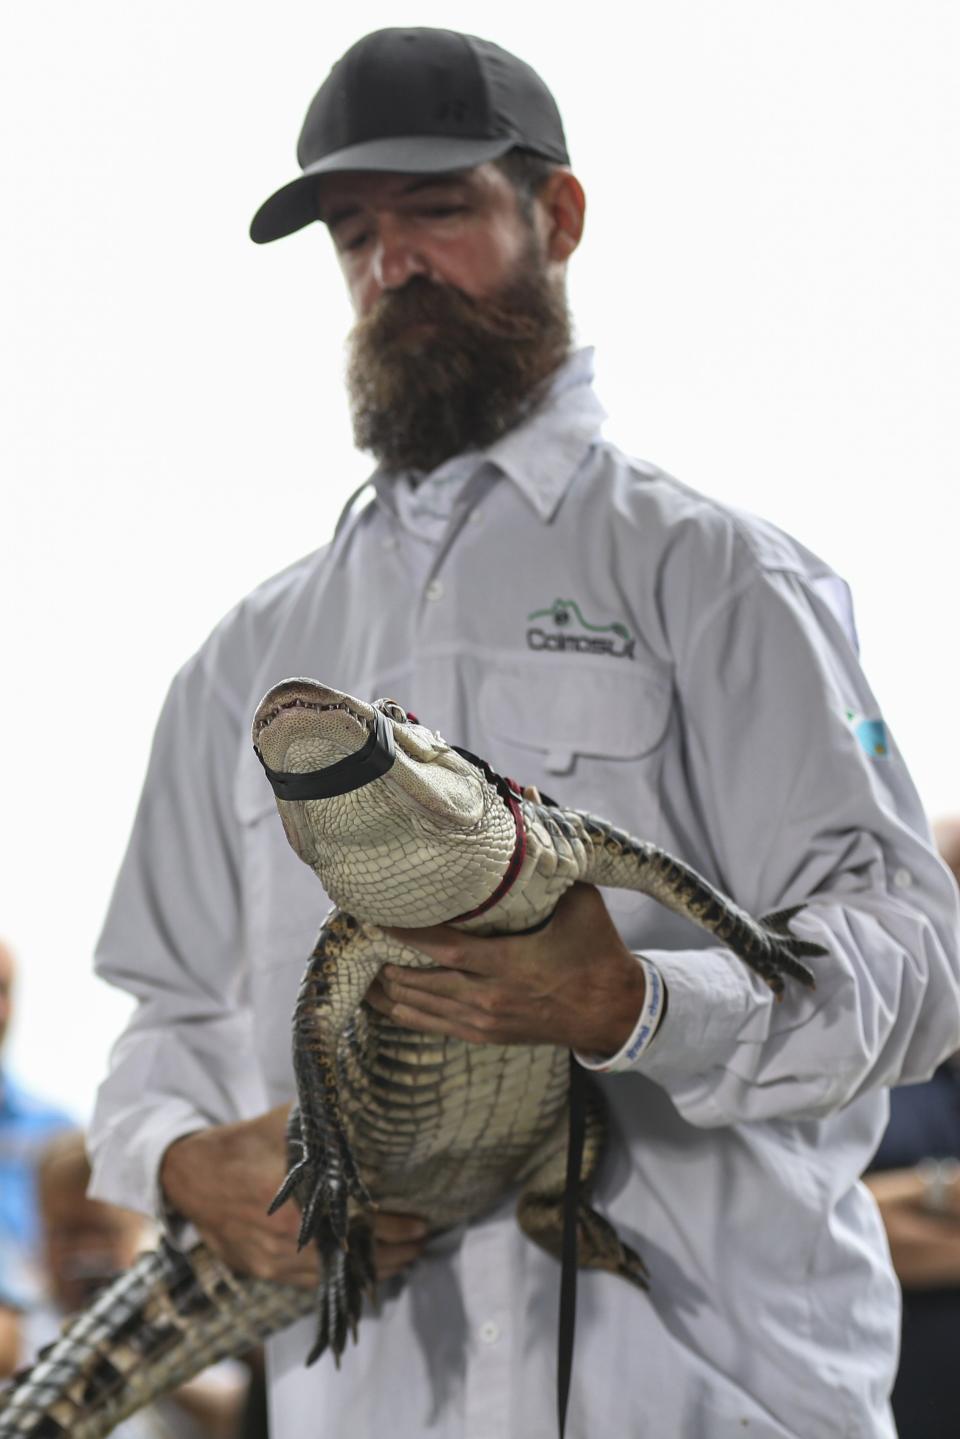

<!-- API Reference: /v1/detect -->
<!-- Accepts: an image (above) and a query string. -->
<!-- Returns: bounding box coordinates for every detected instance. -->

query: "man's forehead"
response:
[316,165,491,222]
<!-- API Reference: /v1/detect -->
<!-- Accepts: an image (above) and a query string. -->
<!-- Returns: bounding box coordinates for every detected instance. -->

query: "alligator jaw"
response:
[253,680,374,767]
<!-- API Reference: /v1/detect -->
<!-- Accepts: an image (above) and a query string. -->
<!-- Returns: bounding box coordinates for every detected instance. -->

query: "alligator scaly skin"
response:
[0,680,826,1432]
[0,1242,313,1437]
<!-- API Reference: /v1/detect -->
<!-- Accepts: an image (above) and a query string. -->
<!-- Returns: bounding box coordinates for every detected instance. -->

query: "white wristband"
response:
[574,955,666,1073]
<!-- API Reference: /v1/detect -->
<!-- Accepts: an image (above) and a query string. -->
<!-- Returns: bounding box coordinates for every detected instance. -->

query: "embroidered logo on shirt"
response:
[526,598,635,660]
[845,708,889,759]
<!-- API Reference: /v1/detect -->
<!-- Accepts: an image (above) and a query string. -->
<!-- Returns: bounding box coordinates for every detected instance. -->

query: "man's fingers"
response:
[374,1239,425,1280]
[382,925,498,975]
[200,1223,320,1287]
[366,985,497,1044]
[258,1102,295,1145]
[368,977,477,1026]
[259,1251,322,1288]
[271,1210,302,1238]
[377,966,484,1002]
[220,1190,302,1237]
[371,1213,429,1280]
[371,1212,428,1243]
[209,1208,430,1286]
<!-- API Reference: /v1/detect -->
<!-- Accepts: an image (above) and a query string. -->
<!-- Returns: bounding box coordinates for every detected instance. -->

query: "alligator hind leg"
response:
[274,913,445,1249]
[516,1080,649,1289]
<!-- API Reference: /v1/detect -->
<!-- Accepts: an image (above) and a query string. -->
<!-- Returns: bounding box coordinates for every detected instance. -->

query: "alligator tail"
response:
[0,1241,315,1438]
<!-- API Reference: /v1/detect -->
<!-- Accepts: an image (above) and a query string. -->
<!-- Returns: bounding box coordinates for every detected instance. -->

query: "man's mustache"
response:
[355,274,542,346]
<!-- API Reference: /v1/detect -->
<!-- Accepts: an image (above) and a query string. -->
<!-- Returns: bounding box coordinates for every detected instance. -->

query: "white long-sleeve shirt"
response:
[89,349,960,1438]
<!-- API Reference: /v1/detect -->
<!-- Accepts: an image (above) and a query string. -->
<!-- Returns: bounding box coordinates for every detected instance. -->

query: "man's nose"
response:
[371,221,430,290]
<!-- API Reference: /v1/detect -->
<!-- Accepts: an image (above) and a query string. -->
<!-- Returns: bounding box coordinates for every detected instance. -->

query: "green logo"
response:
[526,598,634,660]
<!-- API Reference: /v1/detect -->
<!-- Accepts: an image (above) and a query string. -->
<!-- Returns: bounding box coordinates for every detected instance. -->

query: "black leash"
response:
[558,1052,586,1439]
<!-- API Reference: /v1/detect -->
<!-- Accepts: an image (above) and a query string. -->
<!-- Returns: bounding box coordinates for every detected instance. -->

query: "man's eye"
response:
[340,232,370,252]
[420,206,466,218]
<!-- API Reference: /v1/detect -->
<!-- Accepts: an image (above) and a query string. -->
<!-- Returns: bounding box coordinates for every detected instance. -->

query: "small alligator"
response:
[0,680,824,1436]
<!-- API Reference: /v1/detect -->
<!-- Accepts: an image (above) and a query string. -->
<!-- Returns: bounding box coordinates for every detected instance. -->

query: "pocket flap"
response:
[478,663,672,761]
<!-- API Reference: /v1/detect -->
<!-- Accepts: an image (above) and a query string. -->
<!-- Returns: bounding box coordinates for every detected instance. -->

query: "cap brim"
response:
[249,134,518,244]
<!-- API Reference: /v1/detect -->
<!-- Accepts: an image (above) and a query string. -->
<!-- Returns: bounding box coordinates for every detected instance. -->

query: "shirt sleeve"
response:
[87,631,268,1217]
[634,560,960,1126]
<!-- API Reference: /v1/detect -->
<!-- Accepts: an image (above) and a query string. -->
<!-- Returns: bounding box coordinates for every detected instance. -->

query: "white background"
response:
[1,2,957,1120]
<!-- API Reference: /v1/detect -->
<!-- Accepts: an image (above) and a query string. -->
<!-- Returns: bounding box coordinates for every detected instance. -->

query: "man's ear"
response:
[539,170,586,263]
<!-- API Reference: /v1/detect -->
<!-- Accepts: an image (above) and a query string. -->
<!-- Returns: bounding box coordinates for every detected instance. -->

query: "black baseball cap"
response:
[249,28,570,244]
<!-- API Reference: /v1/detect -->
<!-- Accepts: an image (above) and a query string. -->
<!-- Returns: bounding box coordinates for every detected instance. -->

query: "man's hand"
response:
[865,1166,960,1288]
[369,883,646,1057]
[160,1105,427,1287]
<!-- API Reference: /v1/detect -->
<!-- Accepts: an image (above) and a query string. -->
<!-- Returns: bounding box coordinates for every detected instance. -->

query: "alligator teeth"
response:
[255,699,370,741]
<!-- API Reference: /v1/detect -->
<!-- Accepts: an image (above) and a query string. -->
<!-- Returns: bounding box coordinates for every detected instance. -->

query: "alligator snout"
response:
[253,680,374,776]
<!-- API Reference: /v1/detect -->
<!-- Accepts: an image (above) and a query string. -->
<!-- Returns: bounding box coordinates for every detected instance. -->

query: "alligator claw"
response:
[759,904,805,933]
[297,1183,325,1250]
[268,1160,306,1216]
[305,1222,377,1367]
[750,912,827,994]
[289,1136,371,1250]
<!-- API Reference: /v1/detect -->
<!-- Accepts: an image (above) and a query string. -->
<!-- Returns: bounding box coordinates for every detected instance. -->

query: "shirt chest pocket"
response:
[477,663,673,931]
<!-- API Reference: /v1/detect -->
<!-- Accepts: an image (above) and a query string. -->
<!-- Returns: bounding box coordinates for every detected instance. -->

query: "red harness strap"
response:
[446,748,528,923]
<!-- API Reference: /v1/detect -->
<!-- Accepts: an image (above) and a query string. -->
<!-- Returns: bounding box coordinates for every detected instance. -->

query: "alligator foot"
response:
[754,905,827,994]
[575,1203,649,1287]
[271,1129,371,1251]
[270,1091,371,1250]
[306,1220,377,1366]
[518,1189,650,1290]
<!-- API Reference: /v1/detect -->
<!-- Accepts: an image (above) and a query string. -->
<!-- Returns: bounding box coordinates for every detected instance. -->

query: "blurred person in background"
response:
[0,939,72,1307]
[0,1304,18,1379]
[4,1130,248,1438]
[865,816,960,1439]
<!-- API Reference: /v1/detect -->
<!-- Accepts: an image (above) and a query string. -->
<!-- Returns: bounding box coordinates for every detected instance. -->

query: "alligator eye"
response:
[377,699,408,723]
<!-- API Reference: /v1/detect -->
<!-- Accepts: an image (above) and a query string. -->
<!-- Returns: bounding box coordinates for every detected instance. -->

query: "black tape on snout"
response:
[255,707,396,801]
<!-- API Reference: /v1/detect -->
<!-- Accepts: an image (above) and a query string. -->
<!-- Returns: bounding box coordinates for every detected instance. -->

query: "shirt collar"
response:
[482,346,607,521]
[349,346,606,530]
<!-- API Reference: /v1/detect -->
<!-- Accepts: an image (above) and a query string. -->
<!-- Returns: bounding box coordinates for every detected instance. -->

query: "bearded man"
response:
[88,28,960,1439]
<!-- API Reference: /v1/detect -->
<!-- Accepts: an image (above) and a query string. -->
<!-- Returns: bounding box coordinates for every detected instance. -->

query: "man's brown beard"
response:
[346,248,572,476]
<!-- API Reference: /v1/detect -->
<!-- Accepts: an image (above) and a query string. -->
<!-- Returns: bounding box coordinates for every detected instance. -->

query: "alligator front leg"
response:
[569,810,826,995]
[271,914,440,1244]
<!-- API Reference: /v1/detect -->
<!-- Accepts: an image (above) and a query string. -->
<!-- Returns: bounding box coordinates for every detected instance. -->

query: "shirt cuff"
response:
[87,1098,211,1248]
[632,945,766,1088]
[574,955,667,1072]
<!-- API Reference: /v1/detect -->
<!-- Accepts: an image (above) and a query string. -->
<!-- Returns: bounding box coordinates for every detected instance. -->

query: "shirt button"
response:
[425,579,444,602]
[381,535,397,551]
[893,867,913,889]
[469,509,483,524]
[478,1320,501,1345]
